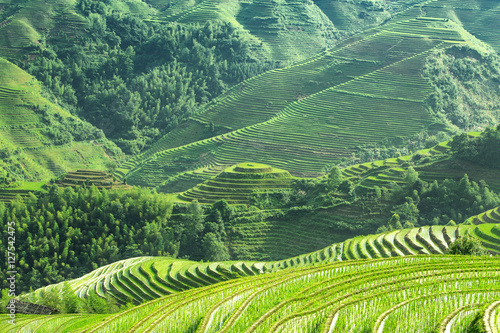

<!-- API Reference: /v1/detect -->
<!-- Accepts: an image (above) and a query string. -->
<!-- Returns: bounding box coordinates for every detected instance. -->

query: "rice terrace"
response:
[1,0,500,332]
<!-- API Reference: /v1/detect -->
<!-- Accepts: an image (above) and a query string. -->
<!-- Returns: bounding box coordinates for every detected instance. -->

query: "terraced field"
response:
[466,206,500,225]
[0,181,45,204]
[32,222,500,307]
[420,0,500,51]
[55,169,131,190]
[0,57,115,182]
[178,162,293,204]
[19,256,500,332]
[330,133,500,195]
[121,14,470,189]
[0,0,85,58]
[35,256,268,306]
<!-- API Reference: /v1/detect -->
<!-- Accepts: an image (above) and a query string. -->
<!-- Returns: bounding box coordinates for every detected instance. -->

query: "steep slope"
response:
[121,10,471,189]
[0,0,87,59]
[0,57,120,183]
[418,0,500,51]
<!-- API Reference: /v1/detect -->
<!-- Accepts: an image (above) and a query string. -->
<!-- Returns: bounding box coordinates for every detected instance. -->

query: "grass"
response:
[54,169,131,191]
[0,0,86,58]
[148,0,336,63]
[0,57,115,184]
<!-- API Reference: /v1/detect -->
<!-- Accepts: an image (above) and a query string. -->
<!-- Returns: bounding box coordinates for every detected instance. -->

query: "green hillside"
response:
[0,0,86,59]
[30,222,500,305]
[54,169,131,190]
[121,10,475,189]
[148,0,339,62]
[16,255,500,332]
[418,0,500,51]
[34,256,267,305]
[0,57,120,185]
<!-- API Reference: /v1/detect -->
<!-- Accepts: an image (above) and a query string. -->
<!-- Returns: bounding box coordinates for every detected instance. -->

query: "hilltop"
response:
[178,162,293,204]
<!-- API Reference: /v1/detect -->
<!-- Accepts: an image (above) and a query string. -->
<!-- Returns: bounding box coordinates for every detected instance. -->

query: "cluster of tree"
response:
[0,185,174,293]
[179,200,233,262]
[22,1,277,154]
[248,170,353,210]
[450,125,500,168]
[445,234,488,256]
[35,105,118,149]
[331,131,452,169]
[376,213,415,233]
[388,168,500,227]
[0,185,239,293]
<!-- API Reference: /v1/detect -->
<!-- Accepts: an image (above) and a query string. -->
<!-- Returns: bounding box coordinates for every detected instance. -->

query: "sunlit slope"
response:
[32,223,500,305]
[20,256,500,333]
[147,0,338,62]
[0,58,113,181]
[35,257,268,305]
[338,136,500,194]
[121,16,467,188]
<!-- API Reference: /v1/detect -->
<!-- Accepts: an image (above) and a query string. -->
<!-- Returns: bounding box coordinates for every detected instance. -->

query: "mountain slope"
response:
[0,57,120,183]
[149,0,339,62]
[0,0,87,59]
[120,12,470,188]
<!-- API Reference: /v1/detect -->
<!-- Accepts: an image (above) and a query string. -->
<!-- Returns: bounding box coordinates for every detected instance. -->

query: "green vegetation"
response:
[29,256,266,307]
[446,234,488,256]
[123,14,482,189]
[0,185,174,293]
[179,162,293,204]
[1,1,500,330]
[148,0,339,62]
[54,169,130,190]
[18,0,277,154]
[424,45,500,130]
[451,125,500,168]
[18,221,499,308]
[0,57,120,184]
[9,256,500,332]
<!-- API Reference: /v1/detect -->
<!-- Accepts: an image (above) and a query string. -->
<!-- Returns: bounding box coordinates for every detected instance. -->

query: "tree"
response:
[446,234,488,256]
[202,232,230,262]
[105,161,117,175]
[376,225,388,234]
[404,166,419,187]
[403,221,414,229]
[388,213,402,230]
[327,166,343,191]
